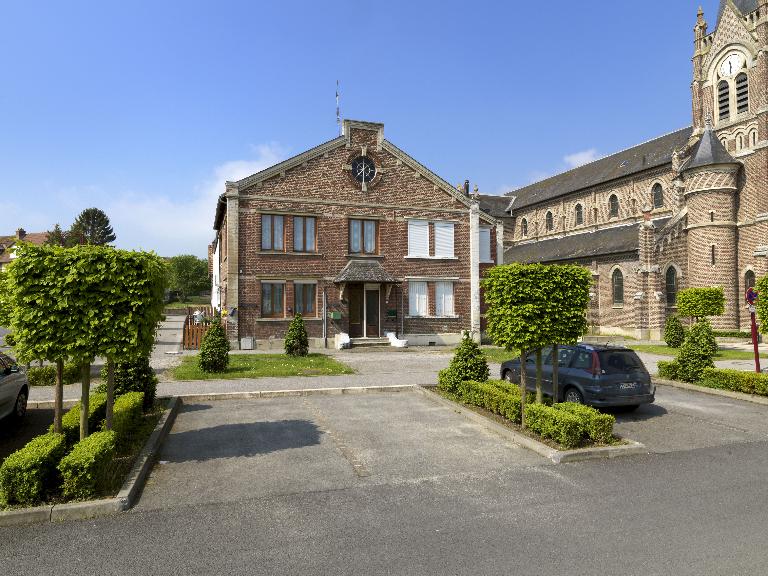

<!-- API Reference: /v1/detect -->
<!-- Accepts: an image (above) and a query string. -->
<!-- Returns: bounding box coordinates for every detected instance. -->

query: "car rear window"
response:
[598,350,645,374]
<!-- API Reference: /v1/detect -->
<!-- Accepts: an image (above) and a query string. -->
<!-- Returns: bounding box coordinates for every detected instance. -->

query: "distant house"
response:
[0,228,48,271]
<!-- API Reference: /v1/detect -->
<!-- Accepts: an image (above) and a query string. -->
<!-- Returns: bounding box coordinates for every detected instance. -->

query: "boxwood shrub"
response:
[98,355,157,411]
[554,402,615,443]
[54,393,108,446]
[27,365,56,387]
[0,432,66,506]
[112,392,144,446]
[699,368,768,396]
[58,430,117,500]
[457,380,522,423]
[524,404,584,449]
[437,335,489,394]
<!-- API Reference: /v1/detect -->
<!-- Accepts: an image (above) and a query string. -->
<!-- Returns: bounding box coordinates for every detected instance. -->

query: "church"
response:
[502,0,768,339]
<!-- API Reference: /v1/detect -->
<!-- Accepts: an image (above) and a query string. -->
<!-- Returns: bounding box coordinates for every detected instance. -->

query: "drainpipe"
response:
[470,199,481,343]
[323,288,328,349]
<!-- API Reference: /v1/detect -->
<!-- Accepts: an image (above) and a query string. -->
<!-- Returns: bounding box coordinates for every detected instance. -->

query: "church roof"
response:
[477,194,513,218]
[684,125,736,170]
[504,218,670,264]
[717,0,757,26]
[507,128,693,211]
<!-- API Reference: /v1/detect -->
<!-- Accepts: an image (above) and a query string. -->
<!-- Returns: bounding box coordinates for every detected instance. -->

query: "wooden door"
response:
[365,288,380,337]
[348,285,364,337]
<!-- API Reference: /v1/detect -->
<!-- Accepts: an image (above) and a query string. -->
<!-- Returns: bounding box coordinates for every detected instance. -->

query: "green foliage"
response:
[483,263,592,353]
[284,314,309,357]
[112,392,144,445]
[44,224,67,247]
[27,365,56,386]
[676,320,716,382]
[524,404,584,449]
[0,432,66,506]
[3,332,15,347]
[62,362,81,384]
[58,430,116,500]
[676,287,725,319]
[456,380,522,423]
[554,402,615,444]
[98,355,157,411]
[0,271,11,328]
[663,315,686,348]
[437,334,489,394]
[712,330,752,338]
[167,254,209,301]
[198,320,230,372]
[67,207,116,246]
[756,275,768,336]
[699,368,768,396]
[55,393,108,446]
[657,360,680,380]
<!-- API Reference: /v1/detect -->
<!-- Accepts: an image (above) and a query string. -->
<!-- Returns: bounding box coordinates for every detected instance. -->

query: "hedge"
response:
[0,432,66,506]
[58,430,117,500]
[657,360,680,380]
[699,368,768,396]
[524,404,584,449]
[54,393,108,446]
[713,331,753,339]
[457,380,522,423]
[554,402,615,443]
[98,356,157,412]
[112,392,144,445]
[25,362,82,387]
[676,287,725,319]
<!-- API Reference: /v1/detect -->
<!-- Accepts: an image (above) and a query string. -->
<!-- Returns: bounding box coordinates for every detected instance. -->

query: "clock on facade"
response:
[719,52,744,78]
[351,156,376,184]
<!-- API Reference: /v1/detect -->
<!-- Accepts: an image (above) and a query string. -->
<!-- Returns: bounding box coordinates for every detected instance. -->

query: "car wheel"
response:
[564,387,584,404]
[13,389,27,421]
[504,370,514,383]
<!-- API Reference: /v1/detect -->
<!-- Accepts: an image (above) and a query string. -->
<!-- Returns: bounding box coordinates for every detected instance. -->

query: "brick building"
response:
[211,120,502,349]
[502,1,768,339]
[0,229,47,271]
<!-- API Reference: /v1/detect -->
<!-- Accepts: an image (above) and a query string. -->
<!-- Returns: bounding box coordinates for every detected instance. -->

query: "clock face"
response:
[720,52,744,78]
[351,156,376,184]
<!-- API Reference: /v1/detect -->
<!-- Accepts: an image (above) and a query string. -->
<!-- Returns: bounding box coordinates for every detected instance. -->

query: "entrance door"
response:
[365,286,380,338]
[348,285,364,337]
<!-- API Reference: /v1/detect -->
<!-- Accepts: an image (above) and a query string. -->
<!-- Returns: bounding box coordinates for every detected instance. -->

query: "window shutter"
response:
[434,222,454,258]
[436,282,454,316]
[408,220,429,257]
[479,228,491,262]
[409,281,427,316]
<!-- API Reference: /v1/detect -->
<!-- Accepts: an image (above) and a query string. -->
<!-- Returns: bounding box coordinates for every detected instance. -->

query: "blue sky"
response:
[0,1,720,256]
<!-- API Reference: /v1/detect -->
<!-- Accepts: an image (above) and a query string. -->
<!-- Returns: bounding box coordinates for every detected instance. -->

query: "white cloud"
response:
[563,148,599,169]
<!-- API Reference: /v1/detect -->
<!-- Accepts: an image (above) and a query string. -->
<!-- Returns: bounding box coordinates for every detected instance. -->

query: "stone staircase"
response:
[350,337,391,348]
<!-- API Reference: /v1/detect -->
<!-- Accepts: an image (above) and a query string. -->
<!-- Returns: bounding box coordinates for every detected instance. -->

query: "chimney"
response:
[16,228,26,240]
[463,180,470,196]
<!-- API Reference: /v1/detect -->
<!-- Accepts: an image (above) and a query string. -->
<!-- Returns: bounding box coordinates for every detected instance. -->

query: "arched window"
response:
[521,218,528,237]
[745,270,756,290]
[575,204,584,225]
[737,134,744,150]
[665,267,678,306]
[736,73,749,115]
[652,184,664,209]
[750,130,757,147]
[612,269,624,306]
[718,80,730,121]
[545,211,554,232]
[609,194,619,218]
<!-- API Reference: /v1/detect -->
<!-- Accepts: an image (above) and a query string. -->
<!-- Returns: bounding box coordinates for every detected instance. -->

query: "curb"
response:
[654,377,768,406]
[28,399,79,410]
[0,397,181,528]
[415,386,647,464]
[169,384,415,403]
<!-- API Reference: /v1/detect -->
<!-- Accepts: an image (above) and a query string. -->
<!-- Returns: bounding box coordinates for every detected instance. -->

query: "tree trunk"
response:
[105,358,114,430]
[552,344,559,405]
[519,349,527,428]
[80,362,90,440]
[53,359,64,433]
[535,349,543,404]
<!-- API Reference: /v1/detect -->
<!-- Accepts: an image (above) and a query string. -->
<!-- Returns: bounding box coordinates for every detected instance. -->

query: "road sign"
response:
[746,287,758,305]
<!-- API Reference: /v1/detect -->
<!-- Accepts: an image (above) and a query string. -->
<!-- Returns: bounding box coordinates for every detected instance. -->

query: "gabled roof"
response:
[506,127,693,211]
[0,232,48,264]
[477,194,513,218]
[717,0,757,27]
[684,125,737,170]
[334,259,400,284]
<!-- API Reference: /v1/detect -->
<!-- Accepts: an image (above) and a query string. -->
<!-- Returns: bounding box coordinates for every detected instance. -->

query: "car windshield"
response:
[598,350,645,374]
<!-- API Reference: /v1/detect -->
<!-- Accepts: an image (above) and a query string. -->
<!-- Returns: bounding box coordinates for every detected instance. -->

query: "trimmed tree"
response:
[676,320,717,382]
[285,314,309,357]
[199,320,230,372]
[663,315,685,348]
[676,287,725,321]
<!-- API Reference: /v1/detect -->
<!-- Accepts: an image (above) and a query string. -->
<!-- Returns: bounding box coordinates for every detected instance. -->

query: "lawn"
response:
[164,296,210,309]
[171,353,355,380]
[480,347,519,363]
[629,344,767,361]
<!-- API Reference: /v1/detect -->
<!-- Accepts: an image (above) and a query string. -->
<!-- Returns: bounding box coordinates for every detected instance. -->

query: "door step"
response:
[350,337,390,347]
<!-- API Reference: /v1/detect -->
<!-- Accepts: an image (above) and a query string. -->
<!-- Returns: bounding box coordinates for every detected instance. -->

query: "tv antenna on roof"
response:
[336,80,342,136]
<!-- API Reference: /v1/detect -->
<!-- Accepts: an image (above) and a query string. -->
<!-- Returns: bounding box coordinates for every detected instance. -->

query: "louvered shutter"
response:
[408,220,429,257]
[434,222,454,258]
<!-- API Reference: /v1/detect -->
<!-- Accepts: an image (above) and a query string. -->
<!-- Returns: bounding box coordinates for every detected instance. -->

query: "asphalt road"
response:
[3,388,768,575]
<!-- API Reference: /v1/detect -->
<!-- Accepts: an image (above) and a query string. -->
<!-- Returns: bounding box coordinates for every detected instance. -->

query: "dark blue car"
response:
[500,344,655,410]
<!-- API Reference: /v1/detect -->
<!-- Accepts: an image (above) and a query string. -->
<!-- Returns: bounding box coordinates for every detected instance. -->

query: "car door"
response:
[549,346,576,400]
[0,355,12,417]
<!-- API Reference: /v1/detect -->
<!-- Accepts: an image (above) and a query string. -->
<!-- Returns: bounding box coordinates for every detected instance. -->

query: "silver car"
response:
[0,353,27,422]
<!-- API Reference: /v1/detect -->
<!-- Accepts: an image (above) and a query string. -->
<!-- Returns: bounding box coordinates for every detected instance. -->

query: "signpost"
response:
[746,288,760,373]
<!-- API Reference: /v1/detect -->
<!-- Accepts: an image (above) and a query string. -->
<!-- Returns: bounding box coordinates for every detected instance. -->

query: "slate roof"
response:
[718,0,757,25]
[684,125,737,170]
[334,260,400,284]
[504,218,670,264]
[477,195,513,218]
[507,128,693,211]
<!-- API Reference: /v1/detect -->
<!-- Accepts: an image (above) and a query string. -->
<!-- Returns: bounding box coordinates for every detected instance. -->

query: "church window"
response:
[736,73,749,115]
[593,207,598,223]
[545,211,554,232]
[575,204,584,226]
[608,194,619,218]
[652,184,664,209]
[718,81,730,121]
[737,134,744,150]
[521,218,528,237]
[750,130,757,147]
[665,267,678,306]
[612,269,624,306]
[746,270,756,290]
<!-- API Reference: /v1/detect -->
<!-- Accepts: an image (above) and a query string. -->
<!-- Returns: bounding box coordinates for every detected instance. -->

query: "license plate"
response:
[619,382,636,390]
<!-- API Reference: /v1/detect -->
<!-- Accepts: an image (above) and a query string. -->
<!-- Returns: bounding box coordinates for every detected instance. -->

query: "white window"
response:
[408,220,430,257]
[479,228,492,263]
[435,282,454,316]
[408,281,428,316]
[434,221,454,258]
